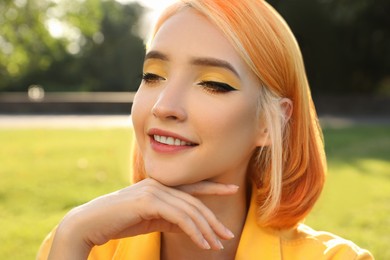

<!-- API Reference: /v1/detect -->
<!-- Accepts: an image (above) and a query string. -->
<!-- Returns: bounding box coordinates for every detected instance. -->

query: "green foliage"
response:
[0,0,145,92]
[1,0,388,94]
[267,0,390,95]
[77,1,145,91]
[0,126,389,258]
[0,0,68,88]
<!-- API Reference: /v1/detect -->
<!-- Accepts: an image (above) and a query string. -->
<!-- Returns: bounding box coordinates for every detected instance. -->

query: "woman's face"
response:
[132,8,267,186]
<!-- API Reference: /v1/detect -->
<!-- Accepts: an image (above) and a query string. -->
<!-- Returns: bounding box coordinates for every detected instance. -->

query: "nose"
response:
[151,84,187,121]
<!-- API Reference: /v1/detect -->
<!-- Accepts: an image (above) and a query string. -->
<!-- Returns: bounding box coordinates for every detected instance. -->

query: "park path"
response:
[0,114,389,129]
[0,115,133,129]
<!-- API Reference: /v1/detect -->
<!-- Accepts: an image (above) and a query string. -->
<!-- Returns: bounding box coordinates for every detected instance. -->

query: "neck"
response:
[161,177,250,260]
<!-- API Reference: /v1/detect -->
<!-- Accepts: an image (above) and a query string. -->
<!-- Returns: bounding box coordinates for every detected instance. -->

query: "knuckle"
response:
[185,204,200,218]
[175,211,192,226]
[138,189,157,204]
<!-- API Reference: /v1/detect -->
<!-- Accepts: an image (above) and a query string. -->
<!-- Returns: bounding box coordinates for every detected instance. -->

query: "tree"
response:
[268,0,389,95]
[76,1,146,91]
[0,0,69,91]
[0,0,145,92]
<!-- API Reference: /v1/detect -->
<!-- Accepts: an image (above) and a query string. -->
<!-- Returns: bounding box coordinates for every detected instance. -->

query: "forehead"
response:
[149,8,246,72]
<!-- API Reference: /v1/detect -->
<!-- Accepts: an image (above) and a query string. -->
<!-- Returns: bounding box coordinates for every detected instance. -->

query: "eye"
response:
[142,73,165,85]
[198,81,237,93]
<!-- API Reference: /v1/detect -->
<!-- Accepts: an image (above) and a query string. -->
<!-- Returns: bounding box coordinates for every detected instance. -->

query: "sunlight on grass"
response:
[0,129,132,259]
[306,127,390,259]
[0,126,389,259]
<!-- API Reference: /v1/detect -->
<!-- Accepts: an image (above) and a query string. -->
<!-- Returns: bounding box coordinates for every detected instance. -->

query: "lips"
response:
[148,128,197,152]
[153,135,195,146]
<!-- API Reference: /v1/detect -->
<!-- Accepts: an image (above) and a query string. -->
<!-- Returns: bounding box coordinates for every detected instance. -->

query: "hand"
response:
[48,178,238,259]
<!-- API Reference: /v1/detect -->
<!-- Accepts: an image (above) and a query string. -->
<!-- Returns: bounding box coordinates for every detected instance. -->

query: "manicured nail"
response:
[217,240,224,250]
[227,184,239,190]
[225,228,235,238]
[202,238,211,250]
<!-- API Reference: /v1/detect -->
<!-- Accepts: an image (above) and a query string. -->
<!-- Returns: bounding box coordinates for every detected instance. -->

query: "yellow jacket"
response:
[37,191,373,259]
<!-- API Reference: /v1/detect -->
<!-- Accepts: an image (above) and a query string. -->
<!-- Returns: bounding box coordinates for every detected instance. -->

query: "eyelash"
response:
[198,81,237,93]
[142,73,165,84]
[142,73,236,94]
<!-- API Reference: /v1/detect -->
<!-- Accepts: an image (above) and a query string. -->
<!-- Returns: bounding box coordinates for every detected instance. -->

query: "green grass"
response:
[0,129,132,259]
[0,126,389,259]
[306,126,390,259]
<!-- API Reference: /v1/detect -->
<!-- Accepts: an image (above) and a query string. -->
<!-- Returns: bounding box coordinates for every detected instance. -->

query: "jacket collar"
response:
[114,189,281,259]
[235,190,282,259]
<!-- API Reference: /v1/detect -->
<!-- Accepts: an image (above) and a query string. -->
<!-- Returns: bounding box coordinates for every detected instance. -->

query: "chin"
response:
[147,172,185,187]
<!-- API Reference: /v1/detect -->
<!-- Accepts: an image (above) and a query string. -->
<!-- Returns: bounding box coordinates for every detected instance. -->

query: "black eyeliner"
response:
[199,81,238,92]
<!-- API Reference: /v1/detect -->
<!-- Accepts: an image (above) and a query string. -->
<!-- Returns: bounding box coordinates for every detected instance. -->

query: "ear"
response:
[254,98,293,147]
[254,114,271,147]
[280,98,293,122]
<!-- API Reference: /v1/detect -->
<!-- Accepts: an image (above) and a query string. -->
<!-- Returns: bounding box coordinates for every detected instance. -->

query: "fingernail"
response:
[217,240,224,250]
[227,184,239,190]
[202,238,211,250]
[225,228,235,238]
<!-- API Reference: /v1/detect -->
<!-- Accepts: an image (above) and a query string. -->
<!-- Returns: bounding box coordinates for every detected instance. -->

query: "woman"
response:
[38,0,373,259]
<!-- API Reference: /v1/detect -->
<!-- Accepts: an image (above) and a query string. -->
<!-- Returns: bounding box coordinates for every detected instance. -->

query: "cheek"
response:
[194,96,259,149]
[131,89,153,141]
[185,101,259,180]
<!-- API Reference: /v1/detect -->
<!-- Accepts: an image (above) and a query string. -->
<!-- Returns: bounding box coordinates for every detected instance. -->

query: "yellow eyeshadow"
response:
[197,68,241,90]
[143,60,168,77]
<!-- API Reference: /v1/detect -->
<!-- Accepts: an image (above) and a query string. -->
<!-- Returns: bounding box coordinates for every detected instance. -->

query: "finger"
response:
[177,181,239,196]
[111,219,182,240]
[136,179,235,242]
[151,189,225,250]
[142,193,213,250]
[160,184,236,240]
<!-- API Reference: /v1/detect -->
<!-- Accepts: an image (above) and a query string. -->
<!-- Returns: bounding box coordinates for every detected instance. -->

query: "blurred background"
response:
[0,0,389,115]
[0,0,389,259]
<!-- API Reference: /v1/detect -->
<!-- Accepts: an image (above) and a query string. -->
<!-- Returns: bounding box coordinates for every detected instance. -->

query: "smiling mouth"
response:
[153,135,197,146]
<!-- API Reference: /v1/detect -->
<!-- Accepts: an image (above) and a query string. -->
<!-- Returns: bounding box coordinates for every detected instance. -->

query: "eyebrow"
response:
[144,50,240,78]
[145,51,169,61]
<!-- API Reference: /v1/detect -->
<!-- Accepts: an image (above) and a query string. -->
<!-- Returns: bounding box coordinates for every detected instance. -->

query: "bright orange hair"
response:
[132,0,326,229]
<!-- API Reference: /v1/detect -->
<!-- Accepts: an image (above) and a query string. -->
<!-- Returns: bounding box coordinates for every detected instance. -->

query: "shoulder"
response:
[37,228,160,260]
[278,223,374,259]
[88,232,160,259]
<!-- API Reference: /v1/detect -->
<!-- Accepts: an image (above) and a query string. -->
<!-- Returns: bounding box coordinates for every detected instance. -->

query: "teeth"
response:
[166,137,173,145]
[175,139,181,145]
[153,135,193,146]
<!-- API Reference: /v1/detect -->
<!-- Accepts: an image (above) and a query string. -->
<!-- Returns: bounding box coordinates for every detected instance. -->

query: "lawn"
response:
[0,126,389,259]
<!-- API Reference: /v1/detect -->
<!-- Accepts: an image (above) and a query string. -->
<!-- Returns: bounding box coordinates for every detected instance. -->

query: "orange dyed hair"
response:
[132,0,326,229]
